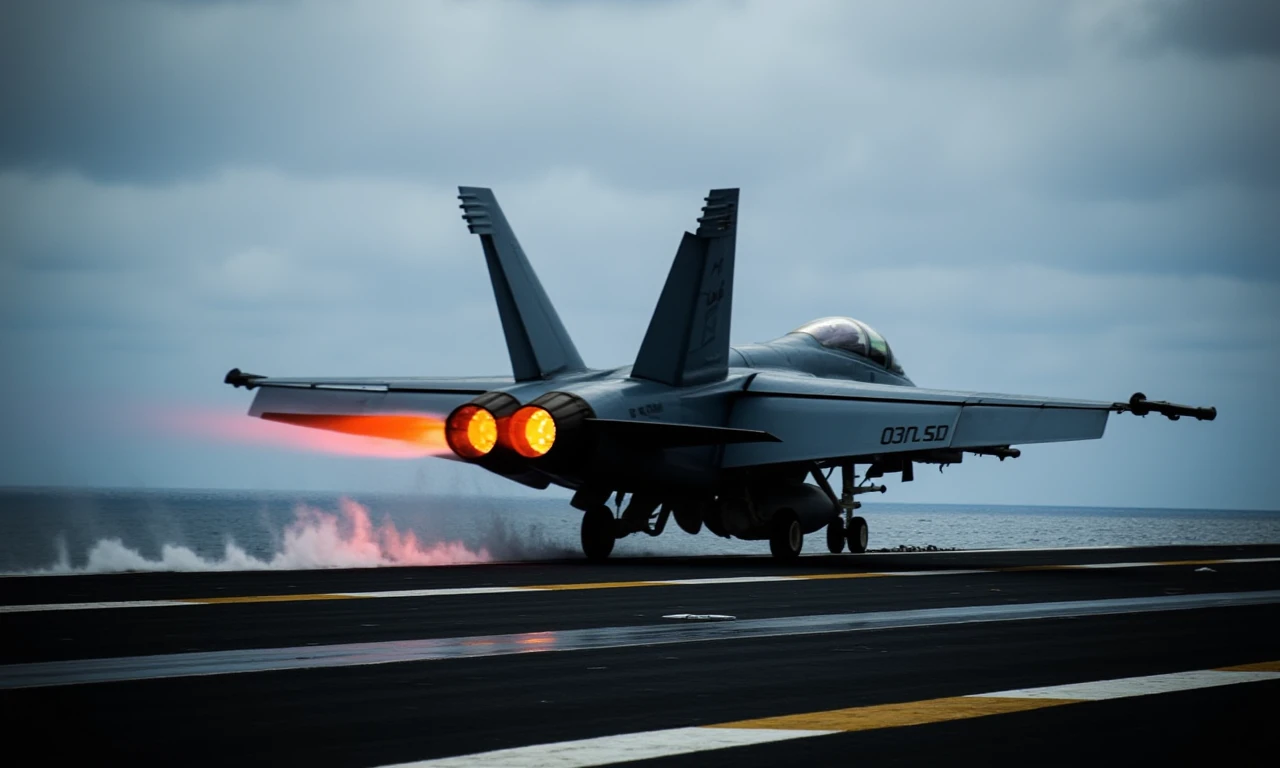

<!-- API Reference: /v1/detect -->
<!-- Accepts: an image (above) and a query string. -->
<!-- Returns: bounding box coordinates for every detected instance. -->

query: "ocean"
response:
[1,487,1277,575]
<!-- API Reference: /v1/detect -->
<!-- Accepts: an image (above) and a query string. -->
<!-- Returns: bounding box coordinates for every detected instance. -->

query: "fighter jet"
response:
[226,187,1215,561]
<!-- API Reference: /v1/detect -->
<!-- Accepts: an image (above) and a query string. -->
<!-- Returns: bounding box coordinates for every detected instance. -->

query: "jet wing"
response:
[722,371,1119,468]
[224,368,507,422]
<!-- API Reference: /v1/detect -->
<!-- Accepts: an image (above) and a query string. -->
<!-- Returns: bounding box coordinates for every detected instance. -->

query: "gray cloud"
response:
[1,2,1276,212]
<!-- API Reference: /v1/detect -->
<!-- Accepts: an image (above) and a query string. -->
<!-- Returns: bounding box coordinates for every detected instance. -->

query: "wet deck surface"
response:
[2,544,1278,766]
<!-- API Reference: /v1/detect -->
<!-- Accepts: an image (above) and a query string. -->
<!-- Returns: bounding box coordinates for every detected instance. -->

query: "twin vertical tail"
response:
[631,188,739,387]
[458,187,585,381]
[458,186,738,389]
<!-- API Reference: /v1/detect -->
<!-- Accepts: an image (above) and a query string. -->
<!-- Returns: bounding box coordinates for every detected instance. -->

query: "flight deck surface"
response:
[3,544,1278,766]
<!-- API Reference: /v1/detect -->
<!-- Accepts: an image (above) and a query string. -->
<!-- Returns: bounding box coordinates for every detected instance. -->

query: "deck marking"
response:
[384,726,832,768]
[970,669,1280,700]
[0,599,198,613]
[386,661,1280,766]
[2,590,1277,690]
[2,556,1277,614]
[185,593,358,604]
[719,695,1074,731]
[1221,660,1280,673]
[534,581,666,591]
[333,587,537,598]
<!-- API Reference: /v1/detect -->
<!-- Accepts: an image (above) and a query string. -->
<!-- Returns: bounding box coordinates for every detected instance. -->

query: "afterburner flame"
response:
[155,406,448,458]
[510,406,556,458]
[262,413,447,450]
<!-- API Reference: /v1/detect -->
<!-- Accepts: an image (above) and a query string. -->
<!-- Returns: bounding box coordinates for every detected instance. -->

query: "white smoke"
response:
[32,498,490,574]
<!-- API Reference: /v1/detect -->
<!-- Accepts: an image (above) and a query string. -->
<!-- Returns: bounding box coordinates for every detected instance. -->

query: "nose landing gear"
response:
[846,515,869,554]
[814,461,878,555]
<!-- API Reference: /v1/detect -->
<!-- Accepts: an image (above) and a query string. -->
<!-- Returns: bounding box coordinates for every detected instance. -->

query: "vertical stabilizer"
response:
[631,188,738,387]
[458,187,586,381]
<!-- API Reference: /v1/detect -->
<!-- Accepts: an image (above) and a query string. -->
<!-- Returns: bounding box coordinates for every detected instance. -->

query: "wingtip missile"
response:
[1116,392,1217,422]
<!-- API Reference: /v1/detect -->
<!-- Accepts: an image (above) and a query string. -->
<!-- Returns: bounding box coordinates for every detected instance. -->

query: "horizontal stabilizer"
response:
[585,418,778,449]
[631,188,739,388]
[458,187,585,381]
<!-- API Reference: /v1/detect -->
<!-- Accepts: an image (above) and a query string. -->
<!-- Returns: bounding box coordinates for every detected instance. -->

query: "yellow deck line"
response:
[1220,660,1280,672]
[184,593,359,604]
[718,695,1075,732]
[717,660,1280,734]
[788,572,890,581]
[531,581,666,591]
[388,660,1280,766]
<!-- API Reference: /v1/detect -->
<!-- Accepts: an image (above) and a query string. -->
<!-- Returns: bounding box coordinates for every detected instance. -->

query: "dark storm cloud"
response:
[2,0,1277,222]
[1135,0,1280,59]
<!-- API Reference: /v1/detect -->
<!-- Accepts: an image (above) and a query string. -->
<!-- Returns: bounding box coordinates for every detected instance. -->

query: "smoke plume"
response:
[32,498,489,574]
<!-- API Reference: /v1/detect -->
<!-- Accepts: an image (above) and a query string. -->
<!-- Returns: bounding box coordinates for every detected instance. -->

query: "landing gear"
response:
[835,462,873,554]
[769,510,803,560]
[847,515,869,554]
[826,517,845,554]
[581,505,616,562]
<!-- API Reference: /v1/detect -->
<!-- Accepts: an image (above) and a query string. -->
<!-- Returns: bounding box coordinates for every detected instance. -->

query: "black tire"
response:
[581,506,616,562]
[847,515,869,554]
[769,510,803,560]
[826,518,845,554]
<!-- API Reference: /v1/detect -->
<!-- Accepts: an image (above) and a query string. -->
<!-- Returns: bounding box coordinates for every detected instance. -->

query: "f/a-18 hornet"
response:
[226,188,1216,561]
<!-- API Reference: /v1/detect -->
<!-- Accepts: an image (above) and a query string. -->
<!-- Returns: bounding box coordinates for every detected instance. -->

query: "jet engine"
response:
[444,391,521,461]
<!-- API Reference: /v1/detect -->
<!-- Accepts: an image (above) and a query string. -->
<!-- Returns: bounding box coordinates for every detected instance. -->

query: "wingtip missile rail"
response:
[1114,392,1217,422]
[225,368,266,390]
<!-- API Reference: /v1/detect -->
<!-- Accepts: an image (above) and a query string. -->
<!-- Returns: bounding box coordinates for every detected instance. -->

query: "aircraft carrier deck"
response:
[3,544,1279,766]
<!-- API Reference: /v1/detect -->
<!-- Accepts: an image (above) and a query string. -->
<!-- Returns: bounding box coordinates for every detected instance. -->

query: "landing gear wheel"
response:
[769,510,803,561]
[581,505,616,562]
[847,515,869,554]
[826,518,845,554]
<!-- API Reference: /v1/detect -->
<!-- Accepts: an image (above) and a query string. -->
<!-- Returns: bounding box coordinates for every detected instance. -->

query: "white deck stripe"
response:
[973,669,1280,700]
[386,727,832,768]
[2,556,1277,614]
[0,599,198,613]
[386,664,1280,767]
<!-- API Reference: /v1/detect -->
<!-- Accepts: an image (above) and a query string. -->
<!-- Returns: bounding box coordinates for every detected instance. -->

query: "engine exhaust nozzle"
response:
[445,391,522,460]
[445,404,498,459]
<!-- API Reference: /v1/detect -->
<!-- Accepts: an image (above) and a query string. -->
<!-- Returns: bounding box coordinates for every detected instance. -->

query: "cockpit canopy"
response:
[792,317,905,375]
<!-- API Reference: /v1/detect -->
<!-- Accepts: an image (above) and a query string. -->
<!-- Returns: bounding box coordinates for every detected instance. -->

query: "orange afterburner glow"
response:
[446,405,498,459]
[509,406,557,458]
[145,406,449,458]
[260,413,449,456]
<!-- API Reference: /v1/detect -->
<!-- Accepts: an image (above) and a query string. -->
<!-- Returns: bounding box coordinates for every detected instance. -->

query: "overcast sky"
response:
[1,0,1277,510]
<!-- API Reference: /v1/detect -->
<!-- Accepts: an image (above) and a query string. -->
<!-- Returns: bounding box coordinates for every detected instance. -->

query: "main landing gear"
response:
[826,517,845,554]
[769,511,803,560]
[581,505,616,562]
